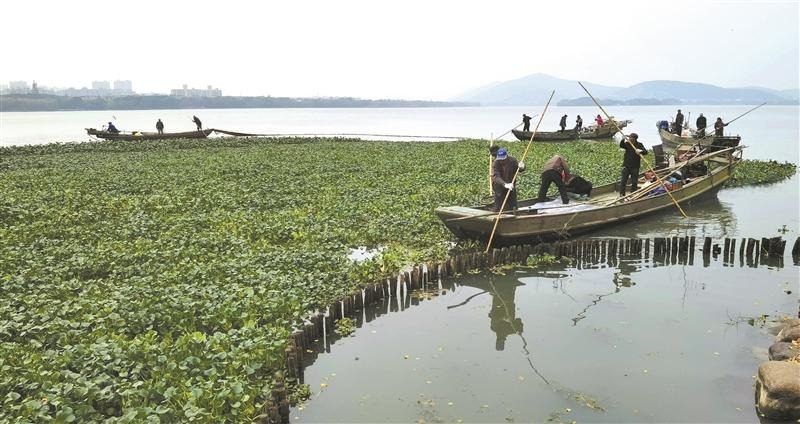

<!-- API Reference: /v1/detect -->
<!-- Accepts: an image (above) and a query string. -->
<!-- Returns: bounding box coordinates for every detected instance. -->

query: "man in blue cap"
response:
[491,147,525,211]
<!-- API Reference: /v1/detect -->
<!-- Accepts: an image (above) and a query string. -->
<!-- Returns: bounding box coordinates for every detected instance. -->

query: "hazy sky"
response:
[2,0,798,99]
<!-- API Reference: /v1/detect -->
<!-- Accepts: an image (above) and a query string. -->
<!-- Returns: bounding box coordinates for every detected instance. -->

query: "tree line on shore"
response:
[0,94,477,112]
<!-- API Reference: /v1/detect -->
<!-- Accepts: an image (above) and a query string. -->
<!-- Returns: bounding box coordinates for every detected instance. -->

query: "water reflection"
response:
[599,195,738,238]
[454,277,525,351]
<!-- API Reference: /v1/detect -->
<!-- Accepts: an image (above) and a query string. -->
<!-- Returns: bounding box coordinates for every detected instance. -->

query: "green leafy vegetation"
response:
[726,160,796,187]
[0,137,794,422]
[333,318,356,338]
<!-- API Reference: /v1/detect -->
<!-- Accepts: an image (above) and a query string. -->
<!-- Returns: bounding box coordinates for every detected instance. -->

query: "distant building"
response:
[8,81,30,94]
[2,79,137,97]
[170,84,222,97]
[92,81,111,90]
[113,80,133,94]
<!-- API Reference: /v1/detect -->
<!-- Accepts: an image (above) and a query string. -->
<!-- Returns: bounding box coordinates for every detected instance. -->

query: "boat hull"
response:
[86,128,213,141]
[435,159,737,246]
[657,128,740,154]
[511,120,630,142]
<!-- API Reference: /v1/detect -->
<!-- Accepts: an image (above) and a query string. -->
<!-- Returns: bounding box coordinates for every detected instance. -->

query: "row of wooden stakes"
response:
[262,235,799,423]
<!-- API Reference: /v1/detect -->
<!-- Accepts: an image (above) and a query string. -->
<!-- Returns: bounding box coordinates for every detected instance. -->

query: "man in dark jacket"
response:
[674,109,684,134]
[522,114,532,132]
[537,155,571,205]
[619,133,648,196]
[492,148,525,211]
[107,122,119,134]
[156,119,164,135]
[695,113,707,137]
[559,115,568,132]
[192,115,203,131]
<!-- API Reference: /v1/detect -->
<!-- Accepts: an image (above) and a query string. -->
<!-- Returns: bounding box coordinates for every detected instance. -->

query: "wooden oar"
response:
[578,82,688,218]
[485,91,556,253]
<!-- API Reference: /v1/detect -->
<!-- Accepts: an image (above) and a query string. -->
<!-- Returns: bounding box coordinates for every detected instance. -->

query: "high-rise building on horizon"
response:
[113,80,133,93]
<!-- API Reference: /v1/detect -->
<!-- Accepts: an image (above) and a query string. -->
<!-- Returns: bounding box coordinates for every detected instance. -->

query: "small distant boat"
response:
[86,128,214,141]
[435,145,743,245]
[656,122,741,154]
[511,118,631,142]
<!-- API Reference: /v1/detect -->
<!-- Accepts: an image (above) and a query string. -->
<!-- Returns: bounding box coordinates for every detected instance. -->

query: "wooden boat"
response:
[86,128,214,141]
[656,125,740,155]
[511,118,631,142]
[435,146,743,246]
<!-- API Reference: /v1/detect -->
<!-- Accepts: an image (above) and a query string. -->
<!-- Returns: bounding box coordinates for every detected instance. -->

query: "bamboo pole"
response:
[485,91,556,253]
[578,81,688,218]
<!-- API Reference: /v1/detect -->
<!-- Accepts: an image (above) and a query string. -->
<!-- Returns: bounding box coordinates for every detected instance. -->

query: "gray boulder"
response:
[755,361,800,420]
[776,325,800,343]
[769,342,800,361]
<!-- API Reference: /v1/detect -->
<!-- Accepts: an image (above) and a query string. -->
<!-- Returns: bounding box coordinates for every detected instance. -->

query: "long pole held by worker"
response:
[578,81,688,218]
[488,115,541,196]
[485,91,556,253]
[724,102,767,126]
[697,102,766,140]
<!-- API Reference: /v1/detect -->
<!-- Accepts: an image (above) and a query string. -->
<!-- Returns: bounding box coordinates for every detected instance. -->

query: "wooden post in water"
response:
[746,238,756,258]
[304,322,315,347]
[755,239,763,266]
[739,238,746,265]
[702,237,712,254]
[272,375,290,423]
[354,290,363,311]
[723,238,731,263]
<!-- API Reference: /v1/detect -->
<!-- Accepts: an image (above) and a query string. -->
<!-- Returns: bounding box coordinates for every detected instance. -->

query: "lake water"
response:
[2,105,799,163]
[293,249,797,423]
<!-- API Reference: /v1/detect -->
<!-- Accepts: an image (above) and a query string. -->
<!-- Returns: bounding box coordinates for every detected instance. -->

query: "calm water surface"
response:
[2,105,799,162]
[293,252,796,423]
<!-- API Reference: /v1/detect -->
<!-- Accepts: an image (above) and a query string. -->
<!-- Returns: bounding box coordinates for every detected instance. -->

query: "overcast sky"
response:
[2,0,798,99]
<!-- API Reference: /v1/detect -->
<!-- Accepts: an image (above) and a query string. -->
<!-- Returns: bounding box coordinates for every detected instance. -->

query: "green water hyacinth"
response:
[0,137,795,422]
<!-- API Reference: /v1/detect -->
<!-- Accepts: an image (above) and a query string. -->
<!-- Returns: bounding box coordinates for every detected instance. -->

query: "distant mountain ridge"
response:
[454,74,799,105]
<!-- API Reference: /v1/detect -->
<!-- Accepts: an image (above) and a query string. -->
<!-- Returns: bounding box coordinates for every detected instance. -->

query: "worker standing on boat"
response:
[491,148,525,212]
[618,133,648,197]
[559,115,568,132]
[595,114,604,127]
[192,115,203,131]
[536,155,570,205]
[696,113,707,137]
[714,117,728,136]
[107,122,120,134]
[575,115,583,132]
[674,109,684,135]
[156,119,164,135]
[522,114,532,132]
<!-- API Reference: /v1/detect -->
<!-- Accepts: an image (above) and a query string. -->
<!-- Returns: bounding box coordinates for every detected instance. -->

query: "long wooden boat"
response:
[511,119,631,142]
[435,146,743,246]
[656,126,740,155]
[86,128,214,141]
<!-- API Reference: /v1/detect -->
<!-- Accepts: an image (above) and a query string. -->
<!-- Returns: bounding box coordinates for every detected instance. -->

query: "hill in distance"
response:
[455,74,799,106]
